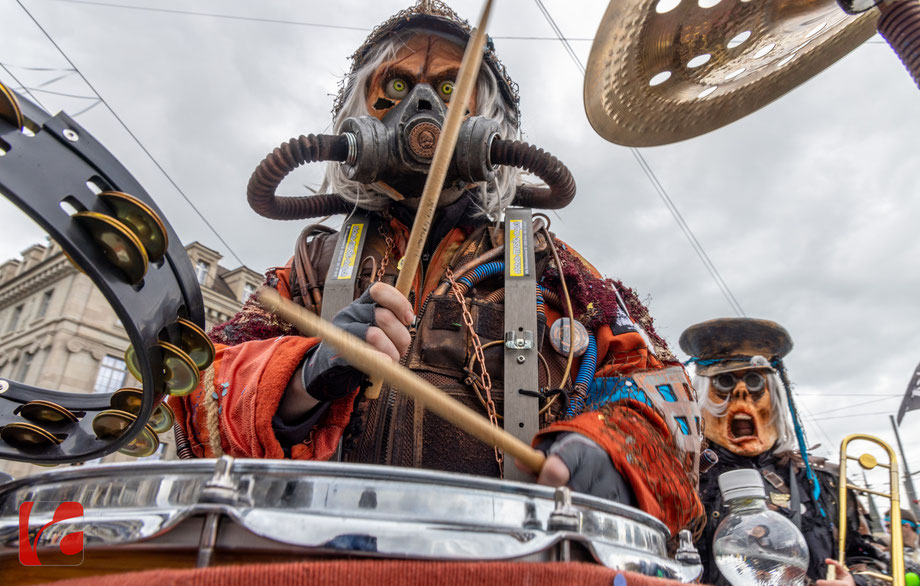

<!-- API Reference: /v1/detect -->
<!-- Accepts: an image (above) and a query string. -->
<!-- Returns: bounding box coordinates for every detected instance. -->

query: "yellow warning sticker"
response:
[337,223,363,279]
[509,219,524,277]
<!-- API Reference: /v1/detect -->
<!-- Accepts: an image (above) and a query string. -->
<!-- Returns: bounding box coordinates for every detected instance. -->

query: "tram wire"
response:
[31,0,898,45]
[0,62,48,111]
[16,0,247,268]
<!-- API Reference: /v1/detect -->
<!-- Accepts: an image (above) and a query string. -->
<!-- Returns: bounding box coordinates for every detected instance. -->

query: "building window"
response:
[93,356,127,394]
[242,283,256,301]
[7,305,23,332]
[16,353,33,381]
[37,290,54,318]
[195,261,210,285]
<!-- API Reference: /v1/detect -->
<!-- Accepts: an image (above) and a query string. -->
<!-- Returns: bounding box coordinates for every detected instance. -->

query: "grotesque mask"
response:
[365,34,476,120]
[702,367,779,457]
[679,317,794,458]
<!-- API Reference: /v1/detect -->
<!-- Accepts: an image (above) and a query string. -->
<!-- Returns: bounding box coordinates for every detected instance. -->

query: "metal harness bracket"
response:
[502,207,539,481]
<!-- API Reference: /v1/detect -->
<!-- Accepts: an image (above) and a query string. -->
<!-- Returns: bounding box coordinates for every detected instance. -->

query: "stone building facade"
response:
[0,239,262,479]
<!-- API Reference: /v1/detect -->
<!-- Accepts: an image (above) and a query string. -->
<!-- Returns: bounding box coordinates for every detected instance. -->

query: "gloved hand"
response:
[536,432,636,506]
[302,282,414,401]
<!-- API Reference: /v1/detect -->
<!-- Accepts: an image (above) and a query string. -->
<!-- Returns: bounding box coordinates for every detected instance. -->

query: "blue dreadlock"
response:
[772,358,827,518]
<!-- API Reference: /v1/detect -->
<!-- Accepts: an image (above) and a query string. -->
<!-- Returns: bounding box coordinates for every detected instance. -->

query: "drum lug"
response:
[674,529,702,566]
[547,486,581,532]
[196,456,253,568]
[548,486,582,562]
[200,455,247,505]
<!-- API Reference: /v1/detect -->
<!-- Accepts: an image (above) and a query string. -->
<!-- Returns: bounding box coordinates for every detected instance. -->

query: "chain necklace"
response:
[445,266,503,474]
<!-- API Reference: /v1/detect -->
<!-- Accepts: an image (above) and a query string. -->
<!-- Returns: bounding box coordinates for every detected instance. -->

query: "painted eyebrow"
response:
[385,66,420,83]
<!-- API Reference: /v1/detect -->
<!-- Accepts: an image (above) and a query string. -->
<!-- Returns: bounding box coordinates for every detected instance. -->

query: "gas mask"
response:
[338,82,501,200]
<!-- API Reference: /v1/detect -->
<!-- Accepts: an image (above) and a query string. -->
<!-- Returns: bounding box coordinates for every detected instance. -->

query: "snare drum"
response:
[0,458,702,583]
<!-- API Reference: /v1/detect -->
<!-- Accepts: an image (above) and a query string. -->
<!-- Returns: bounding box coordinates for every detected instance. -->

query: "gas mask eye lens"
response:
[438,81,454,100]
[386,78,410,99]
[712,373,737,393]
[743,372,766,392]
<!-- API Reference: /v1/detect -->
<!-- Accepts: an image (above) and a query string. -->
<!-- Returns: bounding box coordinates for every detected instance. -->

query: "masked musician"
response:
[680,318,882,585]
[169,1,704,540]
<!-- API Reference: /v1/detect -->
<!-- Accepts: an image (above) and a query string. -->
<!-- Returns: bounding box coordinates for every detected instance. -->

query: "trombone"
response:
[833,433,905,585]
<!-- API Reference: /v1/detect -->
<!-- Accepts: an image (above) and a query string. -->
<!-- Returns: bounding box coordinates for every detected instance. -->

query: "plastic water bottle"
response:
[712,469,810,585]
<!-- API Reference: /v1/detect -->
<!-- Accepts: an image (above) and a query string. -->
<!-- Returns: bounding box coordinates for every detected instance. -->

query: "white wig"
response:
[694,371,798,453]
[323,32,521,220]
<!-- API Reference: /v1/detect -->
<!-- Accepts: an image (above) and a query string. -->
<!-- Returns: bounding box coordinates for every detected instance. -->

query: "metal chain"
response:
[445,267,503,473]
[375,223,395,283]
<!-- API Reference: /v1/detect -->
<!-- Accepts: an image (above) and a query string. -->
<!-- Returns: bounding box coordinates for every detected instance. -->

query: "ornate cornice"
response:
[0,256,76,308]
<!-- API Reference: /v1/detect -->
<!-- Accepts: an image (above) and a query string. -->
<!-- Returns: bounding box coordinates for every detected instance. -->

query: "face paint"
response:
[703,368,779,457]
[365,34,477,120]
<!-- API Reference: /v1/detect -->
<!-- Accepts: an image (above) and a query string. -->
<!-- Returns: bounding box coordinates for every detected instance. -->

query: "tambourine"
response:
[0,83,212,464]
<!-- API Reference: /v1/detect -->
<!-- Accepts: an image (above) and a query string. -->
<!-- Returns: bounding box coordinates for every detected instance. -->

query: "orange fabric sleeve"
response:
[534,400,705,538]
[169,336,357,461]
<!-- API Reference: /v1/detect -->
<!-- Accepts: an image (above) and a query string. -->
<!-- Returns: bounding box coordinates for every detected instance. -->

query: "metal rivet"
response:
[0,379,8,394]
[516,355,526,364]
[63,128,79,142]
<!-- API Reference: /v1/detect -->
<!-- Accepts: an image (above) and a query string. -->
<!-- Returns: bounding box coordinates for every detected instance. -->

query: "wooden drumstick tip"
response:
[257,287,546,474]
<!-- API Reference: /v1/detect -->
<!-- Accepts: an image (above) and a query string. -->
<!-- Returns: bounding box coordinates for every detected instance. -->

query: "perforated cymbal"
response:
[98,191,168,262]
[0,82,23,130]
[585,0,878,146]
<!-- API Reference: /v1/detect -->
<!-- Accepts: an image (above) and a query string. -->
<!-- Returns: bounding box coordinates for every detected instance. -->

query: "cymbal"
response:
[585,0,878,146]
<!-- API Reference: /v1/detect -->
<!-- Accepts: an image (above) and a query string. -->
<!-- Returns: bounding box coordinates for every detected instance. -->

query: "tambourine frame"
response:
[0,89,205,463]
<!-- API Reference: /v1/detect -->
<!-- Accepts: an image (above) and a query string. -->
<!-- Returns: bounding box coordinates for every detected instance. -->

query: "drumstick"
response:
[259,288,546,474]
[365,0,494,400]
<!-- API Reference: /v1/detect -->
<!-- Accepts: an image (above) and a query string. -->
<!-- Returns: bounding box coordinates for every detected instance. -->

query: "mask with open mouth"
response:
[703,368,778,457]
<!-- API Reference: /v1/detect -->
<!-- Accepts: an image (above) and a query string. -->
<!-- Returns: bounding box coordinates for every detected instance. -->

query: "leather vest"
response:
[291,221,565,478]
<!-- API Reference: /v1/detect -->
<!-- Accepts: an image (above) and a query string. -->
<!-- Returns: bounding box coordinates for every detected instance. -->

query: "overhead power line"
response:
[796,392,903,397]
[0,63,49,111]
[531,0,746,317]
[21,86,97,99]
[806,410,894,422]
[0,61,75,72]
[44,0,597,41]
[17,0,246,267]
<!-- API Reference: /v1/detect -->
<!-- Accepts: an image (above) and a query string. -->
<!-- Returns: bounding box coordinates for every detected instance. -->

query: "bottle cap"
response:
[718,469,766,501]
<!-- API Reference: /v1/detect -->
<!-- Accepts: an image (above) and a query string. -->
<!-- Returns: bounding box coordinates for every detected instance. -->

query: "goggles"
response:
[712,371,767,394]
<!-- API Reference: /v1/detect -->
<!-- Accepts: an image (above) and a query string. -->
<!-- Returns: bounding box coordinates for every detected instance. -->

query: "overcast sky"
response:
[1,0,917,501]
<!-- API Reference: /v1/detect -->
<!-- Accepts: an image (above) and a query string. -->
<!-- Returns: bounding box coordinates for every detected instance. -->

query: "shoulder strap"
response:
[789,460,803,529]
[502,207,540,481]
[321,212,374,461]
[321,213,375,321]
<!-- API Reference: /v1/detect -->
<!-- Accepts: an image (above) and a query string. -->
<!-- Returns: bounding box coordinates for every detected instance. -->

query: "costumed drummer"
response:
[169,0,704,539]
[680,318,883,585]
